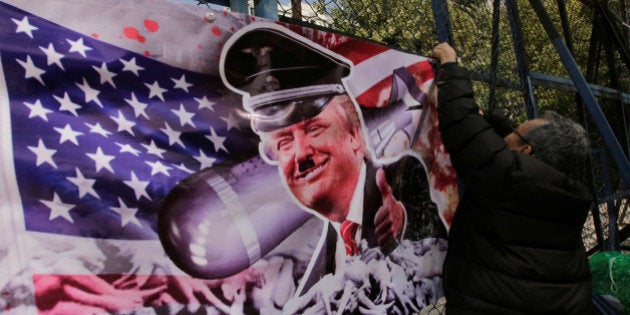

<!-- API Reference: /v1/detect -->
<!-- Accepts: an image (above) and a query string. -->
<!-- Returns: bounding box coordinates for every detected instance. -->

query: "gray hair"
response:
[524,111,590,183]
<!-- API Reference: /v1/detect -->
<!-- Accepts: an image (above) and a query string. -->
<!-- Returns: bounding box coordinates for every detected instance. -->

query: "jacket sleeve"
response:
[436,63,517,194]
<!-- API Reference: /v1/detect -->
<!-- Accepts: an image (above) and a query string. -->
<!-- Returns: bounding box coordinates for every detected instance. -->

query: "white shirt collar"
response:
[332,161,366,268]
[345,161,366,225]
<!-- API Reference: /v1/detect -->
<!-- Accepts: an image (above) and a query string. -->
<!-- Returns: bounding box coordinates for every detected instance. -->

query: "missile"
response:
[158,156,312,279]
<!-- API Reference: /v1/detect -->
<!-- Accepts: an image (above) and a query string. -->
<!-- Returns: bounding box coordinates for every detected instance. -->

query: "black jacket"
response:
[437,63,593,314]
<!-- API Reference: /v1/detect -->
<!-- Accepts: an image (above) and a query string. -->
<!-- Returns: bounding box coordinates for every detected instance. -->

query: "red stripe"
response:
[277,22,389,66]
[330,38,390,65]
[33,271,280,313]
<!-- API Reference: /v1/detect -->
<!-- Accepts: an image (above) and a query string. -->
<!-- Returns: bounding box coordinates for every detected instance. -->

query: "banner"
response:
[0,0,458,313]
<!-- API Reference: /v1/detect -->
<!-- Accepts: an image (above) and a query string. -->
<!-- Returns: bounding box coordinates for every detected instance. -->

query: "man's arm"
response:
[433,43,516,193]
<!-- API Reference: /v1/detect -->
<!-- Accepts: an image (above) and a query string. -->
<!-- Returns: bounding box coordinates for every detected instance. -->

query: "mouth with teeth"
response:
[295,157,329,180]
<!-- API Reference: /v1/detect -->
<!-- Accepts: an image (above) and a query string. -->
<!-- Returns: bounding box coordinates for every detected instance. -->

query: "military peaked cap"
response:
[220,23,352,132]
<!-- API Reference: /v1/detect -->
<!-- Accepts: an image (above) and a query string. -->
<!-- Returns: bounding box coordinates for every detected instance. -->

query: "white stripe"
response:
[2,0,221,75]
[346,50,429,96]
[0,52,37,315]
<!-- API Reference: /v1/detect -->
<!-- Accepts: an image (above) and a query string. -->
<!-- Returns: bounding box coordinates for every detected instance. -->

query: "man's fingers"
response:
[374,204,387,224]
[375,215,390,235]
[376,168,393,201]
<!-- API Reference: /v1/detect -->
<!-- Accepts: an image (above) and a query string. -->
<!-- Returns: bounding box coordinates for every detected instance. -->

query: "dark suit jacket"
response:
[300,155,447,292]
[362,155,447,246]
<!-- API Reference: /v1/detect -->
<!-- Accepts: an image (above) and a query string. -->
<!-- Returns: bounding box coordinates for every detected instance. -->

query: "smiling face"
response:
[260,95,365,222]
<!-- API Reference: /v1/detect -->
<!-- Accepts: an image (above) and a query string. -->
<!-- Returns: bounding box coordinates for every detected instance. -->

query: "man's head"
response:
[220,23,365,221]
[504,111,590,182]
[259,94,365,222]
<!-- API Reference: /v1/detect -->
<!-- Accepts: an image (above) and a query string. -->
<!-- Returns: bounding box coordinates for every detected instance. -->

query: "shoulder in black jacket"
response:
[436,63,593,314]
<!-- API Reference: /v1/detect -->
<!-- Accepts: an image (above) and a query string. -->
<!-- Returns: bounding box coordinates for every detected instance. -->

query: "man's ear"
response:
[520,144,533,155]
[349,126,363,153]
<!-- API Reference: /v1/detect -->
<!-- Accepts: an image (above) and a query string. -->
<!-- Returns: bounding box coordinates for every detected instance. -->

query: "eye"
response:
[306,124,324,136]
[276,137,293,151]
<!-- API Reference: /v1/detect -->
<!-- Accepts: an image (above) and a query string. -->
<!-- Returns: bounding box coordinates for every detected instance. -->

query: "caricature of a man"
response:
[220,24,447,287]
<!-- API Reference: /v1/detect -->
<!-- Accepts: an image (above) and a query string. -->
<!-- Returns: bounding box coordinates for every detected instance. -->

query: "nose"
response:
[293,133,314,164]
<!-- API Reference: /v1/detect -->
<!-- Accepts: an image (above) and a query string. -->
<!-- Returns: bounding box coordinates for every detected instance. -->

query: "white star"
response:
[144,81,167,101]
[66,37,92,57]
[174,163,195,174]
[195,149,216,169]
[110,110,135,136]
[92,62,117,88]
[195,96,215,111]
[23,99,53,121]
[172,104,196,127]
[54,124,84,145]
[146,160,172,176]
[12,16,38,38]
[205,127,228,153]
[85,122,112,138]
[86,147,115,173]
[123,171,151,201]
[124,92,149,119]
[39,43,65,70]
[111,198,142,227]
[53,92,82,116]
[40,193,74,223]
[28,139,57,168]
[160,122,184,147]
[171,74,193,92]
[116,142,141,156]
[119,57,144,76]
[76,78,102,107]
[221,112,242,131]
[16,55,45,85]
[142,140,166,158]
[67,167,99,199]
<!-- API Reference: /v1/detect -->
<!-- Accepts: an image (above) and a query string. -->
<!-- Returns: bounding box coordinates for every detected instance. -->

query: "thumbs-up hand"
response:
[374,168,405,251]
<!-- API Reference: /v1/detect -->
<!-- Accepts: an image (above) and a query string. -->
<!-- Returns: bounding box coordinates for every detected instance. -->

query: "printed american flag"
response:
[1,1,258,240]
[0,0,457,313]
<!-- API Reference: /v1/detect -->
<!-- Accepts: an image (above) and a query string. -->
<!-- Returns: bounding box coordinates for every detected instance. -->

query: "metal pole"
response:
[557,0,574,54]
[489,0,501,111]
[505,0,538,119]
[599,149,621,251]
[431,0,454,45]
[230,0,249,14]
[255,0,278,20]
[591,150,610,251]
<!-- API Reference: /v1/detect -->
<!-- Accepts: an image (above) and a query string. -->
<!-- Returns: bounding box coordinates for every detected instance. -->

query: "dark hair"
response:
[524,111,590,183]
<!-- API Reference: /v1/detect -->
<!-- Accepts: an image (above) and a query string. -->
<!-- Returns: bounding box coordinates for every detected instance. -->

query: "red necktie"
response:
[341,220,359,256]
